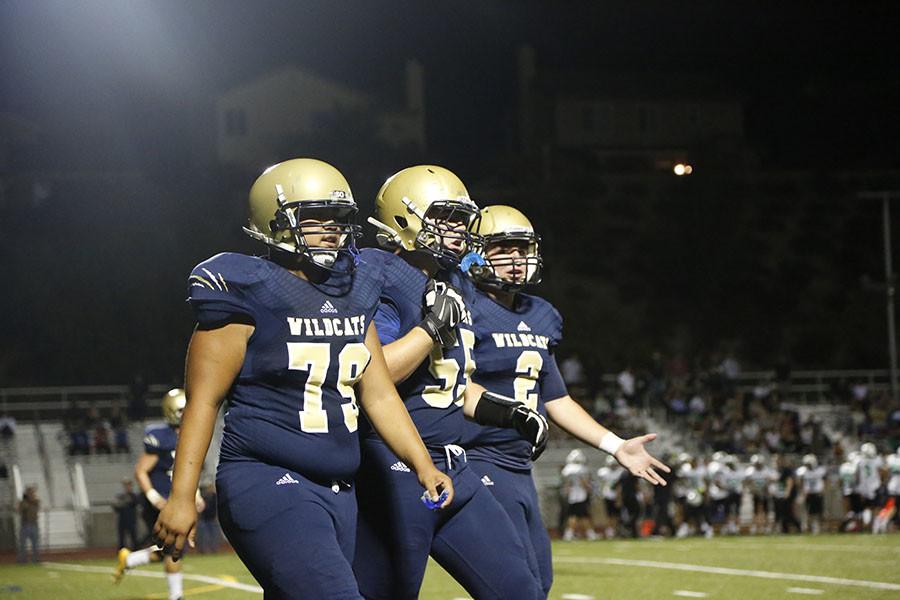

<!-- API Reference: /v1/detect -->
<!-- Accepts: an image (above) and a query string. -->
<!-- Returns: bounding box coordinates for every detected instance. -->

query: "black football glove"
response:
[511,404,549,461]
[418,279,465,349]
[473,391,550,461]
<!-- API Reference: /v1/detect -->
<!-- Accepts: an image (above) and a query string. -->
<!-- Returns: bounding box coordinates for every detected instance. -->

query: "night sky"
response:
[3,1,899,167]
[2,1,900,385]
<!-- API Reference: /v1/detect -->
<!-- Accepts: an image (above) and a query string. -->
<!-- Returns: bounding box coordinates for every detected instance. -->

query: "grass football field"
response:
[3,534,898,599]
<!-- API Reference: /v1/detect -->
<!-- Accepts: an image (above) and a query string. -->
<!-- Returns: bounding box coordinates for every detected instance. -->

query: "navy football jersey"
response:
[144,424,178,497]
[358,248,476,451]
[188,252,381,482]
[461,289,567,470]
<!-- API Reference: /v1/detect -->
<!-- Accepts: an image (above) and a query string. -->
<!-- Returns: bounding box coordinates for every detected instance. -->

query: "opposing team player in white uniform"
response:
[856,442,885,530]
[596,454,624,538]
[795,454,827,534]
[838,450,861,532]
[675,454,710,538]
[561,449,597,541]
[874,446,900,533]
[744,454,775,534]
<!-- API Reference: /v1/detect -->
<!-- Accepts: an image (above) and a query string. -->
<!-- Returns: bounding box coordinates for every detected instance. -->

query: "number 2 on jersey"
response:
[513,350,543,410]
[287,342,370,433]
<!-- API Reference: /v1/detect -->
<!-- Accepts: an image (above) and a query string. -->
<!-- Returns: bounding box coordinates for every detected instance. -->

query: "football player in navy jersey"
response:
[461,205,670,596]
[113,388,203,600]
[153,159,452,600]
[353,166,546,600]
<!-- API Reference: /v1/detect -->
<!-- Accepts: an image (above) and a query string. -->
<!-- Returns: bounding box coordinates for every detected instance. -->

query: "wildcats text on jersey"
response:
[490,332,551,350]
[287,315,367,337]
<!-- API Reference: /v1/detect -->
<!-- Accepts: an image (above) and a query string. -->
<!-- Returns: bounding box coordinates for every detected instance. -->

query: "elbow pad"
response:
[473,392,549,461]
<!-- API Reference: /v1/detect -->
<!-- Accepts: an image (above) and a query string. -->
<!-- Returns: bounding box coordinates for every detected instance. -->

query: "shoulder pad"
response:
[190,253,267,292]
[523,293,564,341]
[357,247,395,267]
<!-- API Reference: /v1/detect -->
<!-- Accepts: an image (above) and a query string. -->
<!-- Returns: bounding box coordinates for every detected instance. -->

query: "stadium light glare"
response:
[673,163,692,176]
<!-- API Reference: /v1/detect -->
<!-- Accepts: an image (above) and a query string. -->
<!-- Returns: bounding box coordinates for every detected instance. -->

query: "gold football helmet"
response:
[369,165,480,265]
[472,205,542,291]
[244,158,360,271]
[162,388,187,426]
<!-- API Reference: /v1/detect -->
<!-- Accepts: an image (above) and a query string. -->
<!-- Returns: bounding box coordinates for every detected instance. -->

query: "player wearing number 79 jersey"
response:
[153,159,452,600]
[461,206,671,596]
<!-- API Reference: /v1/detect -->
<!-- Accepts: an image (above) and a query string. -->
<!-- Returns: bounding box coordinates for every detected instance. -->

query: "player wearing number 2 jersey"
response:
[153,159,452,600]
[353,166,546,600]
[461,205,671,596]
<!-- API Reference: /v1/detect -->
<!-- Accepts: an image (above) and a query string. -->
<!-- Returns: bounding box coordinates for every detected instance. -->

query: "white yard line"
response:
[41,561,263,594]
[673,592,708,598]
[786,588,824,595]
[553,556,900,592]
[703,540,900,554]
[561,594,596,600]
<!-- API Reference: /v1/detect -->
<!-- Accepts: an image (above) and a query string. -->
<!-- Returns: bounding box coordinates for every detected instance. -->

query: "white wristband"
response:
[599,432,625,455]
[145,488,164,506]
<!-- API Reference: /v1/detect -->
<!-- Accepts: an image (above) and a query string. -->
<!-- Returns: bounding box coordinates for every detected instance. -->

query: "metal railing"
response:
[1,371,893,421]
[0,384,170,421]
[72,463,91,543]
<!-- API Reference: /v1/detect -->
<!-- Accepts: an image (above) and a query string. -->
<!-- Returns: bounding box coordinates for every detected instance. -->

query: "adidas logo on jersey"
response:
[275,473,300,486]
[481,475,495,487]
[517,321,531,332]
[390,461,411,473]
[320,300,338,314]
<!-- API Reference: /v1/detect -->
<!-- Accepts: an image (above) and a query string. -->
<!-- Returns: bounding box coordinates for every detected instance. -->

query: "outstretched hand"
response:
[614,433,671,486]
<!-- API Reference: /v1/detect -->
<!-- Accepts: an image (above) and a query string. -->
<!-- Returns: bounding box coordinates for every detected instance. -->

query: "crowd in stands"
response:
[559,351,900,459]
[62,405,131,456]
[552,350,900,540]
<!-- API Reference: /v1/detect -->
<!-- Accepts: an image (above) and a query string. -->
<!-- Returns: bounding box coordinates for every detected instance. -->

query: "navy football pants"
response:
[353,441,542,600]
[217,461,362,600]
[467,459,553,598]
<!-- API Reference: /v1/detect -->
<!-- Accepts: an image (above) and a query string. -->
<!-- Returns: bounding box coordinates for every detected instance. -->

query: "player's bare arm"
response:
[154,322,252,558]
[358,322,453,507]
[380,326,435,384]
[545,395,670,486]
[134,453,163,508]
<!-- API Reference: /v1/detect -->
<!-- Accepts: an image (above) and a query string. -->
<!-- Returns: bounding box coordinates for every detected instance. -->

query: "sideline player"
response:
[838,450,861,532]
[354,167,548,600]
[888,446,900,530]
[153,159,452,599]
[745,454,774,534]
[857,442,885,530]
[795,454,826,534]
[560,450,598,541]
[597,454,624,538]
[460,205,669,593]
[113,388,202,600]
[676,454,710,538]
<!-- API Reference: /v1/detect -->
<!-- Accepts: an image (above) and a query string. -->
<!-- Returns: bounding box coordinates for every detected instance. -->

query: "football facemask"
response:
[476,232,543,291]
[265,195,361,271]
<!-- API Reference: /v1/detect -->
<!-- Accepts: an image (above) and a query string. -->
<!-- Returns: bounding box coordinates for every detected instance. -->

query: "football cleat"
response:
[112,547,130,584]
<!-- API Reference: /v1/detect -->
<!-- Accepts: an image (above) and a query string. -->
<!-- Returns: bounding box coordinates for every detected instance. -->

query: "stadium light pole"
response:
[859,191,899,402]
